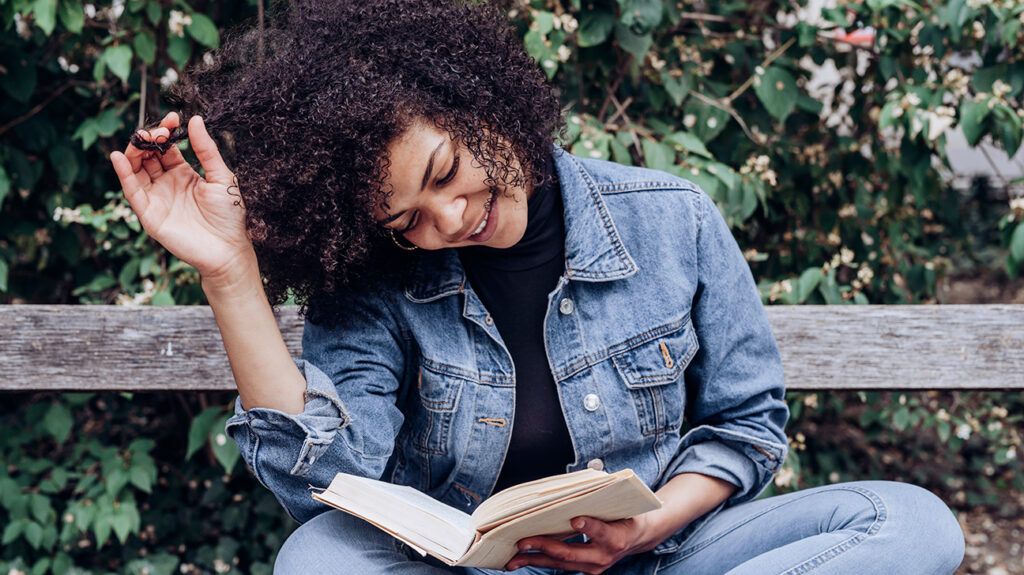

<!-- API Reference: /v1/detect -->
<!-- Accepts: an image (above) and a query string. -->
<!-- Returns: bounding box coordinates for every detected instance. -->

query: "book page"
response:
[311,473,475,563]
[456,471,662,569]
[471,469,611,529]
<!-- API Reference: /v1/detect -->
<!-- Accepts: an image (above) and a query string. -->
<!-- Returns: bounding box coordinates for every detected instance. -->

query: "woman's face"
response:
[374,118,534,250]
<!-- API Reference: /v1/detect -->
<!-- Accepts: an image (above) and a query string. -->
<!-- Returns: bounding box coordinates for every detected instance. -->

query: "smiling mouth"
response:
[463,188,499,241]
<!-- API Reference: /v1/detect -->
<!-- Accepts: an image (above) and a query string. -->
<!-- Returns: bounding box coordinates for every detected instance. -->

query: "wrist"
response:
[200,251,263,299]
[631,509,680,554]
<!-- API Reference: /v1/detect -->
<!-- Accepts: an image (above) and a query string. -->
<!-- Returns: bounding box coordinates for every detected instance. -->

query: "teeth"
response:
[472,214,488,235]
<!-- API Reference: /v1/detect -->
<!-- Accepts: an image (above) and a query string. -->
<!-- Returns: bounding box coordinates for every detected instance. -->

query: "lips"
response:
[461,190,498,242]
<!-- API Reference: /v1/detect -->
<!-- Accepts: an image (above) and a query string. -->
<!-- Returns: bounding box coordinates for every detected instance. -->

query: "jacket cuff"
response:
[224,357,350,483]
[652,425,788,555]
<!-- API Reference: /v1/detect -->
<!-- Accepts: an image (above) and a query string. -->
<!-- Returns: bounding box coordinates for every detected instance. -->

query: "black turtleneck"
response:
[457,168,575,494]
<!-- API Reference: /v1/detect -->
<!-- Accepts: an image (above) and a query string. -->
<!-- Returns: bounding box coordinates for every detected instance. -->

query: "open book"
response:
[309,468,662,569]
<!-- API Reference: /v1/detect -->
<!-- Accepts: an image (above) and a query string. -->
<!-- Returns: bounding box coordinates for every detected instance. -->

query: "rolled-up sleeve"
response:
[654,189,790,554]
[224,291,409,524]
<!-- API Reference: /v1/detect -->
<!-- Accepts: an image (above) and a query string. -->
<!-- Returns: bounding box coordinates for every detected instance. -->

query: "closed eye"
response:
[436,153,459,186]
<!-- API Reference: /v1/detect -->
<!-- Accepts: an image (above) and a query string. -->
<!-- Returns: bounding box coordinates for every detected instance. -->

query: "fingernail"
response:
[574,518,586,529]
[520,543,532,551]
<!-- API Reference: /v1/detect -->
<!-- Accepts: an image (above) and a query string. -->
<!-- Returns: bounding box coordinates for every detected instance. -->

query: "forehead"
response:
[374,120,451,220]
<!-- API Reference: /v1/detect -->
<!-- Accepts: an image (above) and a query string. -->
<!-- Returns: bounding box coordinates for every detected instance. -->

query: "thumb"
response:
[188,114,234,185]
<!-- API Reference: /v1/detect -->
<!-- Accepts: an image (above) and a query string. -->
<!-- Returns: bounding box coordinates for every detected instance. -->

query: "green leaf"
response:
[48,144,78,186]
[892,405,912,431]
[42,402,73,444]
[104,45,134,83]
[58,0,84,33]
[660,71,691,107]
[105,468,129,497]
[150,289,175,306]
[186,407,223,460]
[992,105,1022,156]
[166,35,193,68]
[666,131,712,158]
[23,521,42,549]
[532,10,555,35]
[619,0,663,34]
[133,31,157,65]
[128,466,152,493]
[0,54,38,103]
[1010,223,1024,263]
[0,259,8,293]
[754,66,798,122]
[641,138,675,171]
[110,508,133,543]
[2,520,23,545]
[210,414,240,473]
[0,164,10,209]
[578,10,615,47]
[796,267,824,303]
[146,1,162,25]
[29,494,51,523]
[186,12,220,49]
[959,99,990,146]
[33,0,58,35]
[614,23,652,59]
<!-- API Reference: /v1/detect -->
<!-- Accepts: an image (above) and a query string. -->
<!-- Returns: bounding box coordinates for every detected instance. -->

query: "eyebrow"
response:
[380,139,447,227]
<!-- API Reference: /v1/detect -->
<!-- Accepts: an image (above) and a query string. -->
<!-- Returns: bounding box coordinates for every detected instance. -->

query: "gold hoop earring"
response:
[389,228,419,251]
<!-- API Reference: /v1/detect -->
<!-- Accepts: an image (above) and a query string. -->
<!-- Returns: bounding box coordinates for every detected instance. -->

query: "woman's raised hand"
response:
[109,112,257,285]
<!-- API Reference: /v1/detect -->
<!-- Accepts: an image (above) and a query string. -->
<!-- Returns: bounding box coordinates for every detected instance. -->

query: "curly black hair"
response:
[164,0,564,326]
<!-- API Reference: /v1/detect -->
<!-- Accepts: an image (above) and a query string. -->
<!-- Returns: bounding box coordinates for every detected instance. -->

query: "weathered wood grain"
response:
[0,305,1021,391]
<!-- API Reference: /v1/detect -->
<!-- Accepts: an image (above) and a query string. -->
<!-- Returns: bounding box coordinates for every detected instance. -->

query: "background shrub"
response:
[1,0,1021,572]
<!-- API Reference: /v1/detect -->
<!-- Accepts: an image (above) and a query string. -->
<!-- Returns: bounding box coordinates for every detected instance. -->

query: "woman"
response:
[109,1,965,573]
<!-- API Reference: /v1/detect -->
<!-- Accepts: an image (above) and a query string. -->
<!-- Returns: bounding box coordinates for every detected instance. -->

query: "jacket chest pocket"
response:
[411,364,464,455]
[611,319,699,437]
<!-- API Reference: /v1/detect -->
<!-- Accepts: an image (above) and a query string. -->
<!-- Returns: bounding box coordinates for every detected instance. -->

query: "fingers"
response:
[109,151,150,219]
[513,536,608,567]
[187,115,234,185]
[139,127,170,180]
[153,111,187,171]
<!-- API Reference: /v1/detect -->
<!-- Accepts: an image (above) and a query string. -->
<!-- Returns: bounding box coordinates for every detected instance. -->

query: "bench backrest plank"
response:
[1,305,1021,391]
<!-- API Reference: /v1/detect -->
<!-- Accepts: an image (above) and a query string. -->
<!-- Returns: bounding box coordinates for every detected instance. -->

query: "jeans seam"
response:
[656,484,888,572]
[775,485,888,575]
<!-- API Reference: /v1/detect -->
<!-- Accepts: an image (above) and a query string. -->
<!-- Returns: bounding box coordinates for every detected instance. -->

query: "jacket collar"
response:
[403,146,638,303]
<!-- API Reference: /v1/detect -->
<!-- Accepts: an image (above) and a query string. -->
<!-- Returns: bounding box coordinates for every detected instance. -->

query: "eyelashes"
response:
[402,153,460,233]
[437,153,459,186]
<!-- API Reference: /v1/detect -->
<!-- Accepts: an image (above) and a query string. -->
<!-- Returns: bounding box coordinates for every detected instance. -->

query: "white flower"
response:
[13,13,31,39]
[683,114,697,129]
[924,110,955,141]
[773,466,795,488]
[1010,197,1024,211]
[972,21,985,39]
[84,4,96,18]
[966,0,990,7]
[168,10,192,38]
[160,68,179,89]
[955,423,972,440]
[111,0,125,19]
[993,79,1012,98]
[559,14,578,34]
[1007,447,1017,460]
[215,433,227,446]
[557,45,571,62]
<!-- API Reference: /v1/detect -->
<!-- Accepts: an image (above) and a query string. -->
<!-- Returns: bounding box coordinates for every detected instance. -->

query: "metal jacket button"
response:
[559,297,575,315]
[583,393,601,411]
[484,314,494,325]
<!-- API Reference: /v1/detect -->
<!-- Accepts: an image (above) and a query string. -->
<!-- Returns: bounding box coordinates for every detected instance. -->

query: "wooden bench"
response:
[1,304,1021,391]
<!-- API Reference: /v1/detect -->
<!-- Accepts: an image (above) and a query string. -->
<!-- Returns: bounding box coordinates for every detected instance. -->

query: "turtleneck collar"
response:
[456,166,564,271]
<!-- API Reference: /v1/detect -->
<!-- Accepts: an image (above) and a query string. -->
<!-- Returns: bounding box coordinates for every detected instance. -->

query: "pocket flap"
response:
[612,319,699,388]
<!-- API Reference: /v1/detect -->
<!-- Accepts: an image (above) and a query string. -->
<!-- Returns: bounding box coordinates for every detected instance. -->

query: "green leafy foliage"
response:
[1,0,1023,570]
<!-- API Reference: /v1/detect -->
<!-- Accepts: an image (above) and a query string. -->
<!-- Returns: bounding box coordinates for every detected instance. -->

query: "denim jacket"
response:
[224,146,790,557]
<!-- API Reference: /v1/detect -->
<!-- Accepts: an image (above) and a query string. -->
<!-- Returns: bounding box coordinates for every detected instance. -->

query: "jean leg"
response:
[274,509,560,575]
[654,480,965,575]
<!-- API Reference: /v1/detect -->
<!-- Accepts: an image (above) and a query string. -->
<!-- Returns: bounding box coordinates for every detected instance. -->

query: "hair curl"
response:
[164,0,564,326]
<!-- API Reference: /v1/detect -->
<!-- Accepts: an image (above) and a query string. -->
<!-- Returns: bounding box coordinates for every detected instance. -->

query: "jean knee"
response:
[275,510,392,573]
[864,480,965,571]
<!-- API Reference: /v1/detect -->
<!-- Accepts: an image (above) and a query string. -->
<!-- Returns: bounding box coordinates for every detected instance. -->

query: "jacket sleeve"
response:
[223,291,409,524]
[653,188,790,553]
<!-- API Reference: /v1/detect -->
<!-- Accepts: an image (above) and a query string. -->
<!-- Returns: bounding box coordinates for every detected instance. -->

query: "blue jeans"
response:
[273,480,965,574]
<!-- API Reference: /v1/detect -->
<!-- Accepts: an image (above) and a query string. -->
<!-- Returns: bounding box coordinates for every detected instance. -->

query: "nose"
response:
[427,195,468,240]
